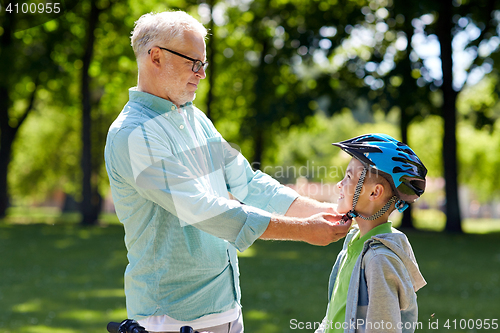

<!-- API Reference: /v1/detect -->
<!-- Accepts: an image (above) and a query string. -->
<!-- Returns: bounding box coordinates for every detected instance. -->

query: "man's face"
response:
[160,30,207,107]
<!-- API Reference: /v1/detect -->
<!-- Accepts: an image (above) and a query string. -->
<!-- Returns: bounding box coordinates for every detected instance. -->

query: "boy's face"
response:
[336,158,366,215]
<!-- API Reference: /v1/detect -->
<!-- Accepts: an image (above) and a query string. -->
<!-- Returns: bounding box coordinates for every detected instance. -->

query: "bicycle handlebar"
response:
[107,319,198,333]
[107,319,148,333]
[107,321,121,333]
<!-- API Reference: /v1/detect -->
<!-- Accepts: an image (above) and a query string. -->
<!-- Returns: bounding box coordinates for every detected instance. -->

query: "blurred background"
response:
[1,0,500,332]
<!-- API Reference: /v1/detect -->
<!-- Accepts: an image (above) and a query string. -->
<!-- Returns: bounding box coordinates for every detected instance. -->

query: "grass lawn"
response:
[0,223,128,333]
[0,213,499,332]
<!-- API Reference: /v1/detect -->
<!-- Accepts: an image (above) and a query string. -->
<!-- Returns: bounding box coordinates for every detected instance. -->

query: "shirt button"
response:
[171,105,176,111]
[179,125,184,130]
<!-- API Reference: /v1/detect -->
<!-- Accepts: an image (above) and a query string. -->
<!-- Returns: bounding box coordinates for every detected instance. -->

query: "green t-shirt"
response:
[325,222,393,333]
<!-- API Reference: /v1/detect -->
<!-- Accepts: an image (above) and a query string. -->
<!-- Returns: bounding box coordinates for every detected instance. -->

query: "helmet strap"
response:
[351,167,367,210]
[356,196,397,221]
[345,167,367,220]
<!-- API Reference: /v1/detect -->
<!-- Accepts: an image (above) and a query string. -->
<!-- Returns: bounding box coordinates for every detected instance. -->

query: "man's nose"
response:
[196,66,206,79]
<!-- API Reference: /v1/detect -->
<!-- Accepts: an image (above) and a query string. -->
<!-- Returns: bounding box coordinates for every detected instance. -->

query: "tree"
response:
[4,0,198,222]
[436,0,462,232]
[209,0,374,166]
[80,0,110,225]
[0,8,67,218]
[204,0,217,120]
[76,0,146,224]
[432,0,500,232]
[5,0,500,230]
[301,0,500,232]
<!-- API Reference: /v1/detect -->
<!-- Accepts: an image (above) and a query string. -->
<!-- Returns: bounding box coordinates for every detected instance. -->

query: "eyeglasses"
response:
[148,46,209,73]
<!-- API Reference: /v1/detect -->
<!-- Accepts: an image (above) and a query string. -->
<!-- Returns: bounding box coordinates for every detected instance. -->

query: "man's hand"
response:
[260,212,352,246]
[300,212,352,246]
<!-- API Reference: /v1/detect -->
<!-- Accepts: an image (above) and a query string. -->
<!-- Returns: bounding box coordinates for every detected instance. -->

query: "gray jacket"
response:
[316,227,426,333]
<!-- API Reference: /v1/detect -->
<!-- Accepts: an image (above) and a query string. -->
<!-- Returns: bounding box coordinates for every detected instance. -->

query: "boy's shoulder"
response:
[363,239,403,266]
[361,228,427,292]
[359,227,413,271]
[370,228,412,250]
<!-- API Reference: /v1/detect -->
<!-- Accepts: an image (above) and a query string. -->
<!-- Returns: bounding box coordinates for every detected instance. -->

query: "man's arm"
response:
[284,196,338,218]
[260,212,352,246]
[260,196,348,246]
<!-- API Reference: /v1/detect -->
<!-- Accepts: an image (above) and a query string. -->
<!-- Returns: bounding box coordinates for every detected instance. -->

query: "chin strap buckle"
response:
[395,200,409,213]
[347,210,358,219]
[340,210,357,224]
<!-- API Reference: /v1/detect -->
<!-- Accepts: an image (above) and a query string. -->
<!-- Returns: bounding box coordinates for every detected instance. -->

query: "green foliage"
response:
[269,110,442,184]
[458,75,500,130]
[5,0,213,207]
[457,121,500,202]
[9,106,81,203]
[7,0,143,203]
[269,109,500,203]
[4,0,500,213]
[407,115,443,178]
[208,0,374,162]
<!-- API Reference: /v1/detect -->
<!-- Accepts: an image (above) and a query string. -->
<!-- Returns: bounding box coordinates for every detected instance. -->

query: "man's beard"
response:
[176,91,196,107]
[160,65,197,107]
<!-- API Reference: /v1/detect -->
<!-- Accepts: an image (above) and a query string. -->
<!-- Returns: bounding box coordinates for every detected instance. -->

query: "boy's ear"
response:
[369,183,385,201]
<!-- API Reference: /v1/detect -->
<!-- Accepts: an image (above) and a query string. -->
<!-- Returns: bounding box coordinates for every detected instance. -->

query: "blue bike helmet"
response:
[333,133,427,220]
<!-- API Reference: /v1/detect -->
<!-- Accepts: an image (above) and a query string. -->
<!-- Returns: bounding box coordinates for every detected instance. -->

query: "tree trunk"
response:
[0,34,38,218]
[399,117,414,229]
[436,0,463,233]
[252,128,264,170]
[80,0,101,225]
[0,10,14,219]
[399,26,415,229]
[205,0,216,121]
[0,85,38,218]
[250,35,270,170]
[0,124,13,218]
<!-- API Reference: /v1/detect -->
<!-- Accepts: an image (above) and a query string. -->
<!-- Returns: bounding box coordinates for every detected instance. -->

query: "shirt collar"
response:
[350,221,393,250]
[129,87,193,114]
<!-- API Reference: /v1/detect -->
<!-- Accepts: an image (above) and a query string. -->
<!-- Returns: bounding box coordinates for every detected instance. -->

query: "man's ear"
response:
[148,47,162,67]
[369,183,385,201]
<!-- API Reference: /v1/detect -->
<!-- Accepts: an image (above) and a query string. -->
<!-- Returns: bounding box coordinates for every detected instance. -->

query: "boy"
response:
[316,134,428,333]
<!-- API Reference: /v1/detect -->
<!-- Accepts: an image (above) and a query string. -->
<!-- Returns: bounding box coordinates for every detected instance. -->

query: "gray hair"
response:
[131,11,207,63]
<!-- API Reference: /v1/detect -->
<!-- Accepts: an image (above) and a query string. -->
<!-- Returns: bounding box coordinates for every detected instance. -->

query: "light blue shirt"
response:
[104,88,299,321]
